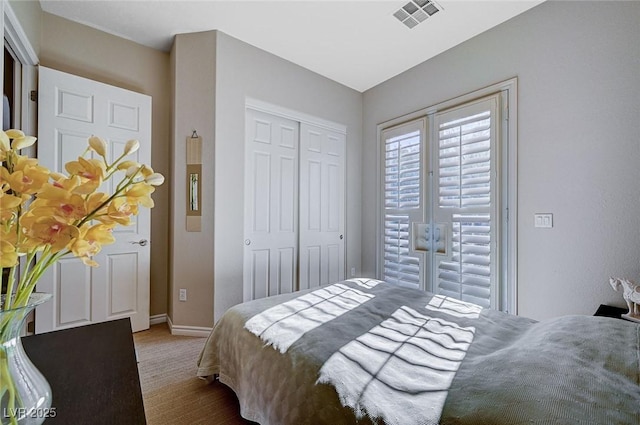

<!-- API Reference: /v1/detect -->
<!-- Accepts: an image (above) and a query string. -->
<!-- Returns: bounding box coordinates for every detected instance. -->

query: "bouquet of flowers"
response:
[0,129,163,424]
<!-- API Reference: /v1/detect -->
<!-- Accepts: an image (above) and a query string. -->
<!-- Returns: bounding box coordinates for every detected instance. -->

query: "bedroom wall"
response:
[362,1,640,320]
[38,12,172,319]
[213,31,363,322]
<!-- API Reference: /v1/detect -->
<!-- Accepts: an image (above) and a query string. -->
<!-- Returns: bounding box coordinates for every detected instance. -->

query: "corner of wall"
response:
[169,31,216,329]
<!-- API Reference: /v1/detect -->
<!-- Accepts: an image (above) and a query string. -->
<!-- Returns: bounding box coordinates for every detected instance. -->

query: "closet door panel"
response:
[244,109,299,301]
[299,123,346,290]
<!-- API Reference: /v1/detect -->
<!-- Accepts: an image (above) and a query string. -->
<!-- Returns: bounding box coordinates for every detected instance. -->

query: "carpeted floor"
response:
[133,323,254,425]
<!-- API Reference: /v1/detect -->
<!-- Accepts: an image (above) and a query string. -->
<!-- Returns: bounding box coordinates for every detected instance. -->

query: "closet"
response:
[243,105,345,301]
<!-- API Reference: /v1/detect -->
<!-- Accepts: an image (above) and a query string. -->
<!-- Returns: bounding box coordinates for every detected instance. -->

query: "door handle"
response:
[130,239,149,247]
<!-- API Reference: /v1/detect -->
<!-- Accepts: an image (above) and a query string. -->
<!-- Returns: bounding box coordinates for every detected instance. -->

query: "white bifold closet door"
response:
[243,108,345,302]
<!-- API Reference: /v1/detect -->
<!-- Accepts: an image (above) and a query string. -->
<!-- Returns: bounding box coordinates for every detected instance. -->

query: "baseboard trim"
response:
[167,315,212,337]
[149,314,167,325]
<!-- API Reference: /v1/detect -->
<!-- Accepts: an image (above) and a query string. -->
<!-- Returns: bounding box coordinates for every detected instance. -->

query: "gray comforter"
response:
[197,279,640,424]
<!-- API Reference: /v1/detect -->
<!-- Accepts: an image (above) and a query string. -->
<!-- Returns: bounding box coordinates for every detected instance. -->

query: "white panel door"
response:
[298,123,345,290]
[243,109,299,301]
[35,66,152,333]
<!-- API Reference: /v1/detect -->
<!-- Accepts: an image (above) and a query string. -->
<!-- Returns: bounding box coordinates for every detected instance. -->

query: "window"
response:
[379,81,516,312]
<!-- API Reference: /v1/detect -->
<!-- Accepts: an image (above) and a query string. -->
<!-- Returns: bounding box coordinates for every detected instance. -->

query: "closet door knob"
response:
[339,235,343,240]
[245,239,251,246]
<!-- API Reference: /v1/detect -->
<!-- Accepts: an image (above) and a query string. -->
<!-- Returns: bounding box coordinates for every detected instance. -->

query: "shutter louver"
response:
[385,131,421,210]
[438,111,491,209]
[383,128,422,287]
[384,215,420,285]
[437,214,491,308]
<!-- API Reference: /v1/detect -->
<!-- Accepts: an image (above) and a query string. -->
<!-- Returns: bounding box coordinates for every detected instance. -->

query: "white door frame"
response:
[3,1,42,334]
[246,98,347,135]
[3,0,38,142]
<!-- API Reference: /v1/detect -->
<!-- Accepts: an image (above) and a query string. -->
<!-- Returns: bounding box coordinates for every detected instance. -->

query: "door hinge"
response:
[30,90,38,102]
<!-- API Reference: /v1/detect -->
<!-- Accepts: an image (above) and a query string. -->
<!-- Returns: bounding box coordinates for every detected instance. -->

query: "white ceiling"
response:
[39,0,544,92]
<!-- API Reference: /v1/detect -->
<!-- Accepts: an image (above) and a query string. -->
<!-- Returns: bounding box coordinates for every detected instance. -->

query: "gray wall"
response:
[214,31,363,322]
[362,1,640,320]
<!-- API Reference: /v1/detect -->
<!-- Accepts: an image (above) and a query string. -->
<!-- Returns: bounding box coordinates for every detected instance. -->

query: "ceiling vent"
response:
[394,0,442,29]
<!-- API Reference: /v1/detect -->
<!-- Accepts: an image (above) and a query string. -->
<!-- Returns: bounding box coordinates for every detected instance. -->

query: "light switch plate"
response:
[534,213,553,228]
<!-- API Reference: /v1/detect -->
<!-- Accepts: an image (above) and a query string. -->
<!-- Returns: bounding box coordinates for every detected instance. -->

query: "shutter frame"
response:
[433,97,499,309]
[381,121,425,288]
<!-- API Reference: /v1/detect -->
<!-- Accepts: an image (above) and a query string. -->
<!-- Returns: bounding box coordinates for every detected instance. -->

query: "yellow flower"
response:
[21,215,80,253]
[86,192,110,214]
[65,157,106,194]
[71,224,115,266]
[98,198,135,226]
[117,160,139,172]
[5,129,25,139]
[124,183,155,208]
[1,156,50,195]
[0,192,22,222]
[0,131,10,152]
[0,239,18,267]
[31,183,88,222]
[1,130,162,317]
[11,135,37,151]
[50,174,82,192]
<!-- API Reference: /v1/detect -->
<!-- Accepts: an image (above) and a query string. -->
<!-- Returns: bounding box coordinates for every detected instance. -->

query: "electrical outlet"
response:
[350,267,356,277]
[179,288,187,302]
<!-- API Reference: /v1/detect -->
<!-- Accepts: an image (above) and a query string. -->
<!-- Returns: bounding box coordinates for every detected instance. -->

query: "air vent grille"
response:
[394,0,442,28]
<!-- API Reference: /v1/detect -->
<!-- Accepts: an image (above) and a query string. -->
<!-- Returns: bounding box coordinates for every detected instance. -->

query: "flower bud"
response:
[124,140,140,156]
[145,173,165,186]
[88,136,107,157]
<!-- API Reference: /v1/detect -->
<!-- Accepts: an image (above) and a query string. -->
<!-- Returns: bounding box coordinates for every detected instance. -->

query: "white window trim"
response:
[375,78,518,314]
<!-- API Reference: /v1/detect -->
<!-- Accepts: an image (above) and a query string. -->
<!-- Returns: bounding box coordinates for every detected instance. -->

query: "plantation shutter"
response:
[433,97,498,308]
[382,120,425,287]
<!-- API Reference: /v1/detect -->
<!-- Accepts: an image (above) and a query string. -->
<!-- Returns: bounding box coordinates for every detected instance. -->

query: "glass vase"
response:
[0,293,52,425]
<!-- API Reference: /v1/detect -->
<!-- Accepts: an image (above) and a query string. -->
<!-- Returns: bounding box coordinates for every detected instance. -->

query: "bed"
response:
[196,278,640,424]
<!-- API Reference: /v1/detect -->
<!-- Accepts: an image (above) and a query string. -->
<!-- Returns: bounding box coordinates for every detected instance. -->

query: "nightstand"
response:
[594,304,627,320]
[22,318,146,424]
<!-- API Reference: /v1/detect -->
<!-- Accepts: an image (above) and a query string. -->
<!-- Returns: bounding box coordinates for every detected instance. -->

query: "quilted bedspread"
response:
[196,279,640,425]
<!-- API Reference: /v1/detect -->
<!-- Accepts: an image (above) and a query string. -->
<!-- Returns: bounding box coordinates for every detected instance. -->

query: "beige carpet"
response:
[133,323,254,425]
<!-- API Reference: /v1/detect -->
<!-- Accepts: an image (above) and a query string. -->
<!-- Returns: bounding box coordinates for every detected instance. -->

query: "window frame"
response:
[375,78,518,313]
